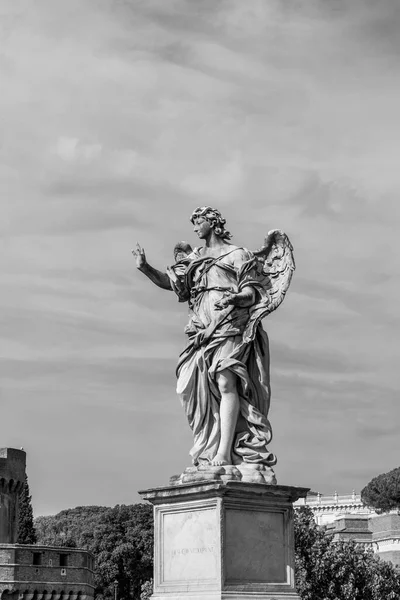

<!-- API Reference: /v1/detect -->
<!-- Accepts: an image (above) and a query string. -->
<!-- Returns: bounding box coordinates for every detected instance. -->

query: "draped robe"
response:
[169,246,276,467]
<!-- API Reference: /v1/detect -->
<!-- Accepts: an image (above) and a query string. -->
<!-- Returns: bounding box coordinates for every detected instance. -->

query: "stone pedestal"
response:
[139,480,308,600]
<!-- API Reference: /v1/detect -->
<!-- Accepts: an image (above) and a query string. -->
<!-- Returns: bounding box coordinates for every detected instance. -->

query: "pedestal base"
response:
[139,481,308,600]
[170,464,276,486]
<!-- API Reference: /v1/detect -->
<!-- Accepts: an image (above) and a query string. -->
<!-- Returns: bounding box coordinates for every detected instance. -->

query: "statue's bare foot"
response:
[210,454,230,466]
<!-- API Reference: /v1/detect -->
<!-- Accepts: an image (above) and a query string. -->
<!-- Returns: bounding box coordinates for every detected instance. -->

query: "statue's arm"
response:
[215,249,258,311]
[138,263,172,290]
[214,285,256,311]
[132,243,172,291]
[230,285,256,308]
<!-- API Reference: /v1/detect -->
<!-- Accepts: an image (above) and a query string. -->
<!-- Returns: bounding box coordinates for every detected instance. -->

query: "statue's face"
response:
[193,216,212,239]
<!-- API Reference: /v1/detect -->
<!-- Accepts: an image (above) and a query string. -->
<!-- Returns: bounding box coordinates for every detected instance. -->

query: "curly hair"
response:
[190,206,232,240]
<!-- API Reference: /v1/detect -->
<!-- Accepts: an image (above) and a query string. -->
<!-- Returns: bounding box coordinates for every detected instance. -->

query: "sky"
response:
[1,0,400,516]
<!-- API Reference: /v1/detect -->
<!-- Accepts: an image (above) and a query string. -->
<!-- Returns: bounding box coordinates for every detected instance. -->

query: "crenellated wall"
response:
[0,449,26,544]
[0,545,95,600]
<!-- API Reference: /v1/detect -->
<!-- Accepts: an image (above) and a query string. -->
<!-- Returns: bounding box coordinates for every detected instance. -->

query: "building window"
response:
[33,553,42,566]
[59,554,68,567]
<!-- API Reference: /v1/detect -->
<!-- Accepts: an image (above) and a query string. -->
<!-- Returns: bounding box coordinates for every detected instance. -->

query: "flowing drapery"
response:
[169,247,276,467]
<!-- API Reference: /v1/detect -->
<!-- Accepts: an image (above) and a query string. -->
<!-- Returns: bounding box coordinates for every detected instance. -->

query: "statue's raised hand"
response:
[132,243,147,270]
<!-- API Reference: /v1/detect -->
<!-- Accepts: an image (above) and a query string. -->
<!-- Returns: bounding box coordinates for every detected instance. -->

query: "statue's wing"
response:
[168,241,194,303]
[243,229,295,343]
[173,241,193,262]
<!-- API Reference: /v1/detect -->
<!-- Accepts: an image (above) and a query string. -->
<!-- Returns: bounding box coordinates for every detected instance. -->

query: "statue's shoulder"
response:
[226,246,254,263]
[186,247,202,261]
[235,246,253,256]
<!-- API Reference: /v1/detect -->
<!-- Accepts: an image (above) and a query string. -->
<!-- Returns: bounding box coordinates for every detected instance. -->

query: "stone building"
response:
[294,490,374,526]
[294,490,400,567]
[0,448,95,600]
[0,449,26,545]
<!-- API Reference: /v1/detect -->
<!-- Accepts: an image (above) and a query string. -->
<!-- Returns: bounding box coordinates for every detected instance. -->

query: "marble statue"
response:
[132,207,294,475]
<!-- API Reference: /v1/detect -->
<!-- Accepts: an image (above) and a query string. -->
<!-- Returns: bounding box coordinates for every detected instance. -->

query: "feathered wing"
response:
[243,230,295,343]
[173,241,193,262]
[167,241,194,302]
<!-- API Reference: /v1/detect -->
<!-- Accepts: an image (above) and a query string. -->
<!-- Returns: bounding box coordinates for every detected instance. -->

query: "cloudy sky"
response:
[1,0,400,516]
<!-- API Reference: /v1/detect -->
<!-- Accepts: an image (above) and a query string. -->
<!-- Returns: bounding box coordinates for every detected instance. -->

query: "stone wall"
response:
[0,449,26,544]
[370,514,400,565]
[0,545,95,600]
[328,514,372,545]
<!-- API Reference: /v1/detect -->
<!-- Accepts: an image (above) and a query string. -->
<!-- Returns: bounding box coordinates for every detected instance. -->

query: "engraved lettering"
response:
[170,546,214,557]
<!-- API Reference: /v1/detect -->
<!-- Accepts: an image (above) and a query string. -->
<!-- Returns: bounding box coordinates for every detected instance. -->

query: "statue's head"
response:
[190,207,232,240]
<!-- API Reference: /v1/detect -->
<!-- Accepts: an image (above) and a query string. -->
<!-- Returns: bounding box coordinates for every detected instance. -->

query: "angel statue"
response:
[132,207,294,483]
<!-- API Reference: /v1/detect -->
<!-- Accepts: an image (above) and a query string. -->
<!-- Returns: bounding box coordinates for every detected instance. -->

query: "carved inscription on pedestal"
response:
[161,509,218,583]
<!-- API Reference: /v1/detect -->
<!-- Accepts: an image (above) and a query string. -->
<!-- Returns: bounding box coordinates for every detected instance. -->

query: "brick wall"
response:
[0,545,95,598]
[370,513,400,536]
[0,449,26,544]
[0,450,26,484]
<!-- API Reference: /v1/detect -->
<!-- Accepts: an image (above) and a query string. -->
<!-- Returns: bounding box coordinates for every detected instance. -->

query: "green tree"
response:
[35,502,400,600]
[294,507,400,600]
[35,504,153,600]
[17,473,37,544]
[361,467,400,513]
[140,579,153,600]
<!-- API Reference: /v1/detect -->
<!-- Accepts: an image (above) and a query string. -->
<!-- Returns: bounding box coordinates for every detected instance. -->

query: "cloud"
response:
[1,0,400,512]
[181,151,245,203]
[56,138,103,163]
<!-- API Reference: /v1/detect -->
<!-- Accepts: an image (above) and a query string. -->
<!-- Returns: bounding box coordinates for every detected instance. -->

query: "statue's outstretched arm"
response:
[132,243,172,291]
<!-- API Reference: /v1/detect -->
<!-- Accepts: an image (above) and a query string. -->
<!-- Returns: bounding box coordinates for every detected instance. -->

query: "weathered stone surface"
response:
[140,480,308,600]
[134,208,295,470]
[162,508,218,583]
[224,509,285,583]
[170,464,277,486]
[0,544,95,599]
[370,513,400,567]
[0,448,26,544]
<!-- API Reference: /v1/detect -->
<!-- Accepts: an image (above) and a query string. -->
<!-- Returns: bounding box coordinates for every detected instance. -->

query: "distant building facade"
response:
[294,490,374,526]
[0,448,95,600]
[294,490,400,567]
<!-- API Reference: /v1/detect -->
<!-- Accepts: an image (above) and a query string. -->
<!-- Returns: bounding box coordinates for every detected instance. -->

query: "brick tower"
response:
[0,447,95,600]
[0,448,26,544]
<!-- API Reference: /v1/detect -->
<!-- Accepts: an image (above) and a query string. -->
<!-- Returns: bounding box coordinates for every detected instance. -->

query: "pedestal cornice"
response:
[139,481,309,505]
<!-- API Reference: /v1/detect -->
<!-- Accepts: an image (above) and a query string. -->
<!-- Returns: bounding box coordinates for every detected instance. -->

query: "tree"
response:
[35,503,153,600]
[17,473,37,544]
[140,579,153,600]
[361,467,400,513]
[294,507,400,600]
[34,501,400,600]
